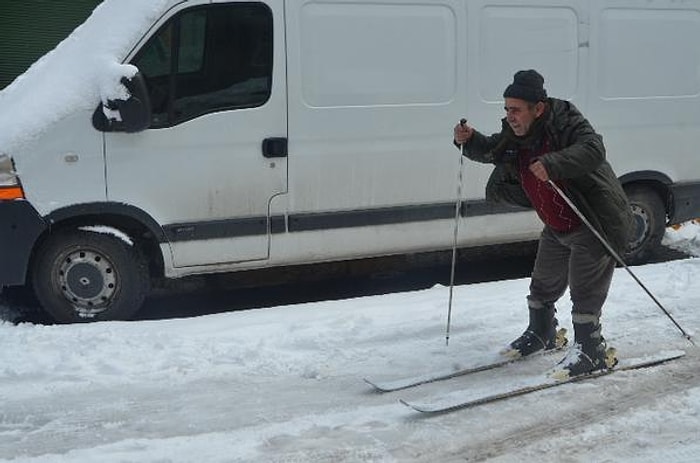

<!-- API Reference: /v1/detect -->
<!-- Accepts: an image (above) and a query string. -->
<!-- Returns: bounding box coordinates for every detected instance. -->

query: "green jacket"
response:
[462,98,634,253]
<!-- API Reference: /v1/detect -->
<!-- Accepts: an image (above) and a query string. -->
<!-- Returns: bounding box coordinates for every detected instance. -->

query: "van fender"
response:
[45,202,167,242]
[618,170,673,187]
[618,170,672,213]
[617,169,700,223]
[41,202,170,278]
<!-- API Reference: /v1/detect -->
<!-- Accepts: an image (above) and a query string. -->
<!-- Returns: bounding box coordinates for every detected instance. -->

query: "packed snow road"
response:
[1,223,699,462]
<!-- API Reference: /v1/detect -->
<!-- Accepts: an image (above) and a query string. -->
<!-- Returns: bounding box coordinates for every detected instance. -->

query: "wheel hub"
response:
[629,203,650,250]
[59,250,117,316]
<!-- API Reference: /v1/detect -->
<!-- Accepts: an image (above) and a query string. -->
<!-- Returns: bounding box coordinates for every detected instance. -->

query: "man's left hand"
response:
[529,160,549,182]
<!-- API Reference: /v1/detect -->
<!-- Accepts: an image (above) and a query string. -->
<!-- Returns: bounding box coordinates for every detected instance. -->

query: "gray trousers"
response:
[528,226,615,323]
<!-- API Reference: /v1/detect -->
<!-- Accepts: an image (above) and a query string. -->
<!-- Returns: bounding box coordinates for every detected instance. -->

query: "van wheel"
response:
[32,229,149,323]
[623,185,666,265]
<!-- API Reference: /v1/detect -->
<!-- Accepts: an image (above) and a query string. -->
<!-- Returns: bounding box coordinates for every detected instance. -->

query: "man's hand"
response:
[529,160,550,182]
[454,119,474,145]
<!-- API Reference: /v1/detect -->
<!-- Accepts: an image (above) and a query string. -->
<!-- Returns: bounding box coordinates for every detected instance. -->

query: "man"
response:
[453,70,634,378]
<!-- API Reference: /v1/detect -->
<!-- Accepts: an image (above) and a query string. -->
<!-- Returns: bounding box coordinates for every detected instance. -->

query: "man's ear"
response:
[534,101,546,118]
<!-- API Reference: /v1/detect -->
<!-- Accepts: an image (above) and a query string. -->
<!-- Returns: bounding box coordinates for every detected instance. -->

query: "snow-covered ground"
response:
[1,222,699,462]
[2,2,700,460]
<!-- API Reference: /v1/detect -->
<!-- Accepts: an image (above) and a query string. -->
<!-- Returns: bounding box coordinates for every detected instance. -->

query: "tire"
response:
[31,229,150,323]
[623,185,666,265]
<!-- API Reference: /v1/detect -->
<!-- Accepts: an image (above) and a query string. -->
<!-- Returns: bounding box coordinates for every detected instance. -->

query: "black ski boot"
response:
[550,319,617,379]
[501,302,566,359]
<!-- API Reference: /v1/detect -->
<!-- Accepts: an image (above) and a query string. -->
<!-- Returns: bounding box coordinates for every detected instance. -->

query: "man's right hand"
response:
[454,119,474,145]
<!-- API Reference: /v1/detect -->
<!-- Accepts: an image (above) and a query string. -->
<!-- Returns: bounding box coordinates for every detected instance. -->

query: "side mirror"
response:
[92,72,152,133]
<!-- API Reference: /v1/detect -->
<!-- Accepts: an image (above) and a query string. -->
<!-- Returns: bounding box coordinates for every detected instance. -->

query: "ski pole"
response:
[446,118,467,346]
[548,180,695,346]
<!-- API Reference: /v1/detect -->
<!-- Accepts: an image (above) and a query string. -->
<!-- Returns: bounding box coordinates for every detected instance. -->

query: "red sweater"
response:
[518,139,581,233]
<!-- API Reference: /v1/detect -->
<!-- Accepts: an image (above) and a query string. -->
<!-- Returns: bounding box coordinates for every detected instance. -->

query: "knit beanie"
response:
[503,70,547,103]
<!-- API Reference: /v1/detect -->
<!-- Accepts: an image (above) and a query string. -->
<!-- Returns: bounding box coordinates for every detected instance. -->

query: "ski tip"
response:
[364,377,398,393]
[399,398,426,413]
[399,398,453,414]
[363,378,383,391]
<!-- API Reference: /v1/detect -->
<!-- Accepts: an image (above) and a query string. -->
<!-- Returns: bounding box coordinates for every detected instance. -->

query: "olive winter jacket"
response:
[462,98,634,253]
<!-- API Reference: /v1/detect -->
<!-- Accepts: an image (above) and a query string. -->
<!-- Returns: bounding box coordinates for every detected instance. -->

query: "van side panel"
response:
[587,2,700,183]
[14,112,106,216]
[280,0,481,262]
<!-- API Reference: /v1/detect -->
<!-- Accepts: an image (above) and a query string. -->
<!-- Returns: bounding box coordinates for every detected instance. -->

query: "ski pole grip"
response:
[459,119,468,153]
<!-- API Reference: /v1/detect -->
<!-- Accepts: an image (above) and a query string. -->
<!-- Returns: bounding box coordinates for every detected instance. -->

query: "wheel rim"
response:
[58,249,118,317]
[629,203,650,251]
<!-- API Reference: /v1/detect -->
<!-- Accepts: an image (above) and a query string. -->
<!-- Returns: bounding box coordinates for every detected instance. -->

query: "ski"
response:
[365,329,567,392]
[365,356,514,392]
[399,350,685,414]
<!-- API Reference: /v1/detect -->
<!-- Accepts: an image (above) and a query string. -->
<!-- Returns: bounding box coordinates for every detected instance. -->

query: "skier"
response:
[453,69,634,378]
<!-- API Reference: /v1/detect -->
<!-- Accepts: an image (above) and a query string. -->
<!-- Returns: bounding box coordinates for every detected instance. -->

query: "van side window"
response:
[131,3,272,128]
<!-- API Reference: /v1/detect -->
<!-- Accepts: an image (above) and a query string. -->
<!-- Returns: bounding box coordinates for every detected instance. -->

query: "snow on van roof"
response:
[0,0,173,154]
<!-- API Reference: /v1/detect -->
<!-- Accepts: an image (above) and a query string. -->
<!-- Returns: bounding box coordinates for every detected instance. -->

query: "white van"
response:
[1,0,699,322]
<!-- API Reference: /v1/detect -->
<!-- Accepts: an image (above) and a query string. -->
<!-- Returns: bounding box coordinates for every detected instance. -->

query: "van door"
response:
[104,1,287,268]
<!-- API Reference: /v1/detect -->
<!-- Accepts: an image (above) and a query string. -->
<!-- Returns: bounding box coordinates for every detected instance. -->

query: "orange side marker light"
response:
[0,186,25,200]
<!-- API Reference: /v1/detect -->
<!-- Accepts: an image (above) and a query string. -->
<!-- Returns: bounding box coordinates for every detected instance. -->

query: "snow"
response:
[1,222,699,462]
[0,0,171,155]
[1,1,700,460]
[80,225,134,246]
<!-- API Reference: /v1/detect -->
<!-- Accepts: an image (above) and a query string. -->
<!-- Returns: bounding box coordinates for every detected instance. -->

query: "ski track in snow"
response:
[438,355,700,462]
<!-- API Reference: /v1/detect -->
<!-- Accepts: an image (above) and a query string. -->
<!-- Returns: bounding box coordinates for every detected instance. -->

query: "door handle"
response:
[262,137,288,158]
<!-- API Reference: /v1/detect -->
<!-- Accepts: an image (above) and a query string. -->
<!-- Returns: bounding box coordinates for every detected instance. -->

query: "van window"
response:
[132,3,273,128]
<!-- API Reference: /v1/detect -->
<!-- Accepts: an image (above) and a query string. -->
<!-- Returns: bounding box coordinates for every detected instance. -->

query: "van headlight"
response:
[0,153,25,200]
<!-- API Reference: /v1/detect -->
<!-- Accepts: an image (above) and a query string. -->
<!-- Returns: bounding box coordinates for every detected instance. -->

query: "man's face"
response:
[504,98,544,136]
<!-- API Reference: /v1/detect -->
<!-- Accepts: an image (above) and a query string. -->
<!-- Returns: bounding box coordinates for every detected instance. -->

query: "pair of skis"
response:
[364,349,685,414]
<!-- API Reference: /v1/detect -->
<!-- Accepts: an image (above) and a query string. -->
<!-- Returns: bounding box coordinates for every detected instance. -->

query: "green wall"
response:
[0,0,103,89]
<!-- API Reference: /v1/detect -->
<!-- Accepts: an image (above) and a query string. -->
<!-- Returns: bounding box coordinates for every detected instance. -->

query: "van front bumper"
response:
[0,200,46,287]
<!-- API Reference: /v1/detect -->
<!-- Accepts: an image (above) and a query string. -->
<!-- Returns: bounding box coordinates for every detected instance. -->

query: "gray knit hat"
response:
[503,69,547,103]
